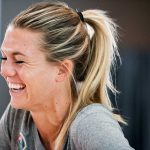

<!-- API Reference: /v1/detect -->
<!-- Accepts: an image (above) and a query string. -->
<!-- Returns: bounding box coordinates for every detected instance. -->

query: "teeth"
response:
[8,83,25,90]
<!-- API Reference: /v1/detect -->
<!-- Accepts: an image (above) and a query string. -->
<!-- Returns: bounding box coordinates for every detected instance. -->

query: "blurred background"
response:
[0,0,150,149]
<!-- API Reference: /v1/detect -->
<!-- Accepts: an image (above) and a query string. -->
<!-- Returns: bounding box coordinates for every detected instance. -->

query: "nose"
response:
[0,61,16,78]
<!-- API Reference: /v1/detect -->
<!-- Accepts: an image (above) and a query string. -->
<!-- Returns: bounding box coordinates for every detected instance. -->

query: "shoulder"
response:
[71,103,117,126]
[69,104,133,150]
[0,104,31,138]
[70,103,120,133]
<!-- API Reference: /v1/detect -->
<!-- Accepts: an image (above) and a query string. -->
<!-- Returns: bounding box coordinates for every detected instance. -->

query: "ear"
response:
[55,60,73,82]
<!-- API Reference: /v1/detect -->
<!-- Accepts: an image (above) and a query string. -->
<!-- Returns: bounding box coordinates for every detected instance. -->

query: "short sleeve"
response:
[0,104,11,150]
[70,104,134,150]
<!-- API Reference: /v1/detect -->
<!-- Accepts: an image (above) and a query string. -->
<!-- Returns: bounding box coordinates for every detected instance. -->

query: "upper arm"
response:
[70,107,134,150]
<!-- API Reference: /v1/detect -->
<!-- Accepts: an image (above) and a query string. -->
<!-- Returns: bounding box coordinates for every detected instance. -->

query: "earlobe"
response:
[55,60,73,82]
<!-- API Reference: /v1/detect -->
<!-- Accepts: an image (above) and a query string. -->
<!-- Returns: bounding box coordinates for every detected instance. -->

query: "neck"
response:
[30,93,71,149]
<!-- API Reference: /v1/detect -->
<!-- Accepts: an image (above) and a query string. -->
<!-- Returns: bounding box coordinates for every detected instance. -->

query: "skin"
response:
[0,26,73,150]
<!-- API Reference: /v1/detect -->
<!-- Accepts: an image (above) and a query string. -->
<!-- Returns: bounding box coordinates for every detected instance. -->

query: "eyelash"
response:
[0,57,7,60]
[15,61,24,64]
[0,57,24,64]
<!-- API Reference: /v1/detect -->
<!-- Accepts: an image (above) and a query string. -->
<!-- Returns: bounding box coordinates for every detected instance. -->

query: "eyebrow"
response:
[0,49,26,57]
[12,51,26,57]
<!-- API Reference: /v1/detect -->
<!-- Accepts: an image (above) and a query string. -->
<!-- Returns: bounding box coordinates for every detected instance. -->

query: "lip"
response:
[7,81,26,96]
[9,87,26,97]
[9,87,26,92]
[6,80,26,86]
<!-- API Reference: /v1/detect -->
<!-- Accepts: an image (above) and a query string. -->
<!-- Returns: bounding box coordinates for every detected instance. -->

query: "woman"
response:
[0,1,134,150]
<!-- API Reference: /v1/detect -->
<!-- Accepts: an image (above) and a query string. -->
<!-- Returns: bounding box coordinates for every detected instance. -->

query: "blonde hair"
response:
[10,1,124,149]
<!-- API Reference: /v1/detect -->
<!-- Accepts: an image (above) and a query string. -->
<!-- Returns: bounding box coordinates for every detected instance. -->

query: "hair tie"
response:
[76,9,85,22]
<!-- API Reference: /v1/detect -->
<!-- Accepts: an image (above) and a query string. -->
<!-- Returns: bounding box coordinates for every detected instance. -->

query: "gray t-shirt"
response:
[0,103,134,150]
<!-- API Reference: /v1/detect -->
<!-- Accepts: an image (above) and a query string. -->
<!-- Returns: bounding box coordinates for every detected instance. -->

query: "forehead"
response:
[1,26,42,55]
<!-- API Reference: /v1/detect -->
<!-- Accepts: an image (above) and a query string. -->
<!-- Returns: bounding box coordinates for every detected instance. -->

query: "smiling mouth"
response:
[10,87,25,92]
[8,83,26,93]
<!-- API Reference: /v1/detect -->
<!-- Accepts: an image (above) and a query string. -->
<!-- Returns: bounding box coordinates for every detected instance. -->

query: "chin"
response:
[10,98,29,110]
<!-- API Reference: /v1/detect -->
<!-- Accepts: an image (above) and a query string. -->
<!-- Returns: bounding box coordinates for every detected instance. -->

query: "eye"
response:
[15,60,24,64]
[0,57,7,61]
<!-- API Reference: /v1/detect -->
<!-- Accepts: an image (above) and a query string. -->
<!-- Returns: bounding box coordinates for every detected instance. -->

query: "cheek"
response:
[21,70,56,89]
[18,69,33,83]
[18,66,57,91]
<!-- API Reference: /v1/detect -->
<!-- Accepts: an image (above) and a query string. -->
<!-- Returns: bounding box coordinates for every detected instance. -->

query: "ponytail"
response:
[81,9,125,121]
[80,9,118,108]
[56,9,124,150]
